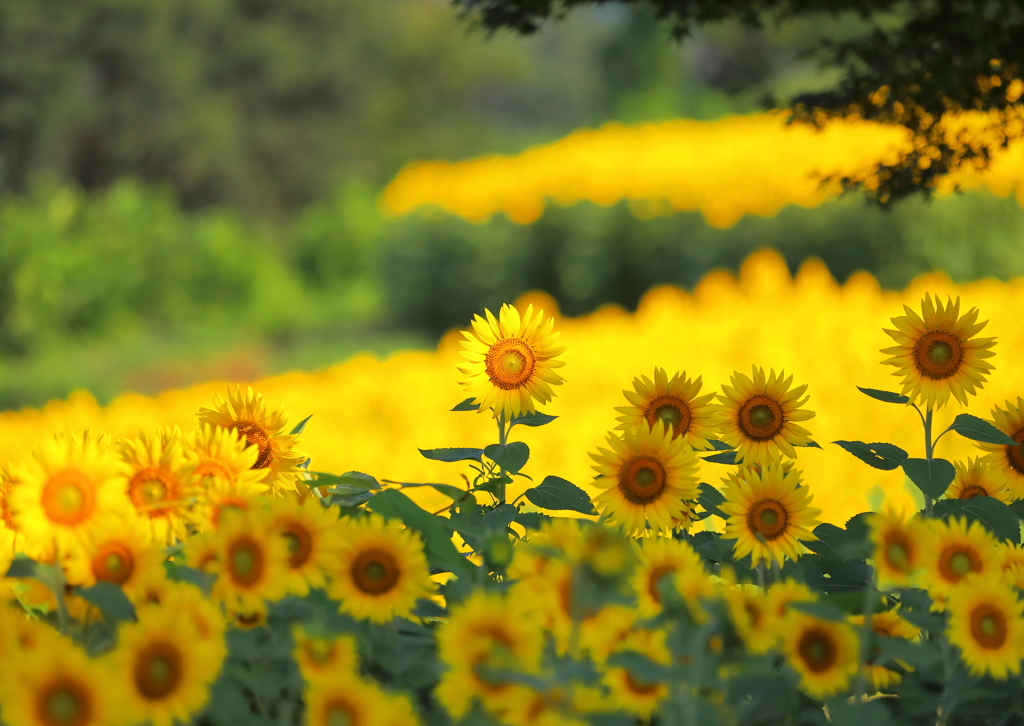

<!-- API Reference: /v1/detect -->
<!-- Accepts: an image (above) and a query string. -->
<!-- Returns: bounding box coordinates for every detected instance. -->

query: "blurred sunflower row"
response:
[3,279,1024,725]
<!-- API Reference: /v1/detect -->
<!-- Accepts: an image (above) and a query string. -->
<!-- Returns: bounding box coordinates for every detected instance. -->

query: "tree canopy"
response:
[454,0,1024,204]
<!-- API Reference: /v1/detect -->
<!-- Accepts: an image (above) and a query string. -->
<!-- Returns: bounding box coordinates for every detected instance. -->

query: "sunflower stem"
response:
[755,562,767,593]
[923,406,934,518]
[497,409,508,504]
[853,584,878,703]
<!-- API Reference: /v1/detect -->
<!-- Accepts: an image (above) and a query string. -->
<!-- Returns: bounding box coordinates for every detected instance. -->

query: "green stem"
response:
[923,406,934,517]
[497,409,508,504]
[852,584,878,702]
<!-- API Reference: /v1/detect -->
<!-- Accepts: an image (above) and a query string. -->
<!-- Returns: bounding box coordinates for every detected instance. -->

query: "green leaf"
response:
[484,442,530,473]
[395,481,472,502]
[874,634,940,669]
[289,414,313,435]
[367,489,476,578]
[933,497,1020,543]
[946,413,1017,446]
[857,386,910,404]
[514,511,553,529]
[308,471,381,490]
[903,458,955,499]
[451,398,480,411]
[164,562,216,594]
[4,557,37,578]
[696,482,728,519]
[702,451,739,465]
[418,447,484,463]
[789,600,847,622]
[509,410,558,429]
[77,582,137,621]
[481,504,518,531]
[705,439,733,451]
[833,441,908,470]
[802,440,822,448]
[524,475,596,514]
[331,490,373,507]
[827,699,893,726]
[1010,500,1024,520]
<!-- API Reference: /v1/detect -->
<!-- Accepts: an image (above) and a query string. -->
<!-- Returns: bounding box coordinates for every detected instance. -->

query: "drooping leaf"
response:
[367,489,476,578]
[702,451,739,465]
[480,504,518,532]
[874,634,940,669]
[77,582,136,621]
[523,475,596,514]
[933,496,1020,543]
[418,447,485,464]
[801,440,823,448]
[946,414,1017,446]
[833,441,908,470]
[331,490,373,507]
[395,481,472,502]
[514,511,553,530]
[696,482,728,519]
[903,458,956,499]
[856,387,910,404]
[484,442,530,473]
[1010,500,1024,520]
[789,600,847,622]
[705,439,733,451]
[164,562,216,594]
[4,557,37,578]
[451,398,480,411]
[289,414,313,435]
[308,471,381,491]
[508,410,558,429]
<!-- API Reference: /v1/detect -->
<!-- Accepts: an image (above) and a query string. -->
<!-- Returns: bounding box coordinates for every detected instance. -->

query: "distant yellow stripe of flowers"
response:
[380,111,1024,228]
[6,249,1024,525]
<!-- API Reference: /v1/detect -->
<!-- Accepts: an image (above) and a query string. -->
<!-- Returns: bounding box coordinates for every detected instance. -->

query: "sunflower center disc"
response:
[139,479,167,504]
[307,639,335,664]
[635,467,656,488]
[914,330,962,379]
[927,340,953,366]
[233,547,256,577]
[950,552,974,576]
[971,605,1008,648]
[759,509,778,527]
[365,561,386,580]
[105,553,125,574]
[235,421,275,469]
[352,549,400,595]
[798,630,837,673]
[46,689,82,726]
[749,500,788,540]
[485,338,537,389]
[1006,429,1024,476]
[959,484,988,499]
[149,656,173,686]
[980,615,998,637]
[656,405,681,428]
[887,542,909,569]
[326,705,353,726]
[749,405,775,429]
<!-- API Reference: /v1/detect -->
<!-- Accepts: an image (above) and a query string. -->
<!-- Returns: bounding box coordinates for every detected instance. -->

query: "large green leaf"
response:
[933,496,1020,543]
[856,386,910,404]
[833,441,908,470]
[696,482,728,519]
[418,447,484,463]
[451,398,480,411]
[508,410,558,429]
[903,458,955,499]
[946,414,1017,446]
[484,442,530,473]
[289,414,313,435]
[523,475,596,514]
[77,582,137,621]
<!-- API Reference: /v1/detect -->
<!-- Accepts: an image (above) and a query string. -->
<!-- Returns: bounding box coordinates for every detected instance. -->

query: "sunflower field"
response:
[3,249,1024,726]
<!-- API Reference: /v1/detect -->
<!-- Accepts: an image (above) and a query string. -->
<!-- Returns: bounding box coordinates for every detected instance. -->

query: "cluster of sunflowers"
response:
[3,290,1024,726]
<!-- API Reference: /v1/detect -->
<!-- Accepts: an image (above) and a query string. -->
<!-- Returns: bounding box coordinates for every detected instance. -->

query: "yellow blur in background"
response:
[2,248,1020,525]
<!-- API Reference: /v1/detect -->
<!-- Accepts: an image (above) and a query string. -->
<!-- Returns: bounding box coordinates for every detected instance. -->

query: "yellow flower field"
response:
[2,248,1021,526]
[381,111,1024,228]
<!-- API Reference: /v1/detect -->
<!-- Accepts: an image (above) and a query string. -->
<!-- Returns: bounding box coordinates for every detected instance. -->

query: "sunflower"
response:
[265,497,341,596]
[603,628,672,720]
[615,368,721,449]
[720,464,820,568]
[578,604,639,664]
[850,609,920,691]
[922,516,1000,606]
[328,514,432,623]
[197,386,307,495]
[116,427,198,545]
[724,582,775,654]
[881,293,996,410]
[868,509,934,590]
[113,604,225,726]
[997,542,1024,589]
[184,424,269,530]
[435,591,544,721]
[1,464,23,554]
[946,576,1024,679]
[458,303,566,419]
[589,423,701,536]
[304,671,397,726]
[0,643,122,726]
[976,397,1024,499]
[944,457,1010,503]
[781,612,860,700]
[717,366,815,467]
[630,536,705,617]
[205,509,290,613]
[292,627,358,683]
[150,581,227,651]
[63,516,165,602]
[9,431,132,558]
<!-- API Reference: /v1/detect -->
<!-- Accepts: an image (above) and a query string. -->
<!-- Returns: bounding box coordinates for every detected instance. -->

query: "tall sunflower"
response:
[881,293,996,410]
[184,425,269,530]
[922,516,1000,606]
[116,427,198,545]
[615,368,720,449]
[0,643,123,726]
[976,397,1024,499]
[197,386,307,495]
[435,591,544,721]
[265,497,341,596]
[850,609,920,691]
[205,509,290,614]
[113,604,225,726]
[781,612,860,700]
[63,516,166,602]
[868,509,934,590]
[458,303,566,419]
[327,514,432,623]
[589,423,701,536]
[9,431,132,558]
[946,576,1024,679]
[945,457,1010,503]
[717,366,815,467]
[720,464,820,568]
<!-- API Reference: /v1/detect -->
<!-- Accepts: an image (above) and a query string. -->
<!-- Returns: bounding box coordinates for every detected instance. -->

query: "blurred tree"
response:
[454,0,1024,205]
